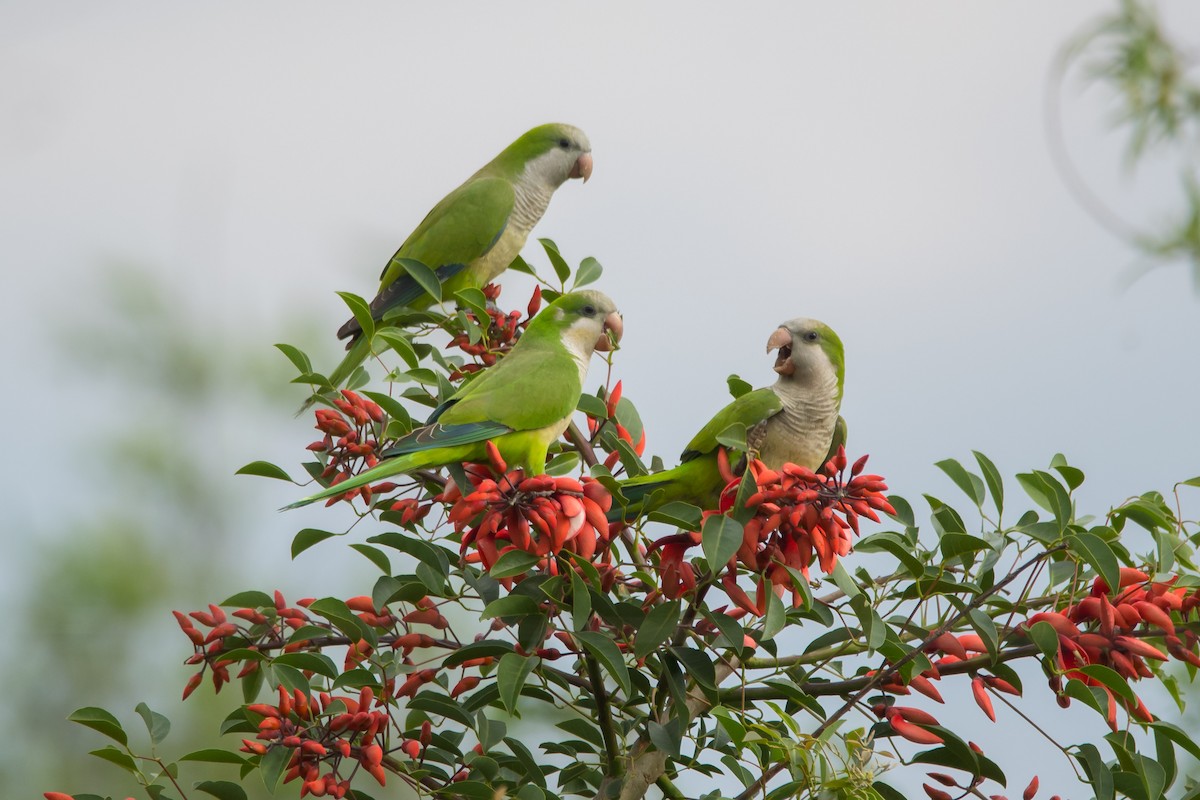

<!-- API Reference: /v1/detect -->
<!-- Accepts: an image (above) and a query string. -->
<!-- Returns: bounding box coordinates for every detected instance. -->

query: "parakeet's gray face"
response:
[766,318,831,378]
[530,125,593,186]
[555,290,623,354]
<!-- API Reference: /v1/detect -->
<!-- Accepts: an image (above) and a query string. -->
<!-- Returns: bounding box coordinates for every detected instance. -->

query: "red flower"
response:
[441,456,614,577]
[649,447,893,611]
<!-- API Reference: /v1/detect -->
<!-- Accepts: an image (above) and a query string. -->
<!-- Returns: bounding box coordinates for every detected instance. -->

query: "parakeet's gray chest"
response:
[757,374,841,470]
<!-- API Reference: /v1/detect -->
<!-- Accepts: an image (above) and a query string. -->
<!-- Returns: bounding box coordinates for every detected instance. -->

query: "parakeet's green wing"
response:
[381,419,514,458]
[822,415,848,465]
[680,388,784,462]
[370,178,516,318]
[439,343,584,430]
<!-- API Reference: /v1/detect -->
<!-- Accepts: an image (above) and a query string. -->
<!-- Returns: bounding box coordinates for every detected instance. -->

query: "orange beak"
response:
[570,152,593,183]
[595,310,623,351]
[766,327,795,376]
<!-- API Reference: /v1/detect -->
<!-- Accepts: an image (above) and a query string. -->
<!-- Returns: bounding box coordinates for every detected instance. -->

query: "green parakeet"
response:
[316,123,593,401]
[611,318,846,520]
[285,290,622,510]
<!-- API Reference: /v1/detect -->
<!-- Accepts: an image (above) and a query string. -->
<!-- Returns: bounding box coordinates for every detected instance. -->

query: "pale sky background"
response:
[4,3,1200,798]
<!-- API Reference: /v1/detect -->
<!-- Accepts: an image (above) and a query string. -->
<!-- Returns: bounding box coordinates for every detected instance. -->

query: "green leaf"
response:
[396,258,442,303]
[1054,464,1086,491]
[972,450,1004,518]
[408,693,474,726]
[273,343,312,374]
[1076,664,1136,702]
[648,717,684,758]
[437,780,497,800]
[273,652,339,680]
[967,609,999,659]
[573,256,603,288]
[577,631,632,695]
[481,595,541,620]
[539,238,572,284]
[569,568,592,632]
[497,653,538,716]
[635,601,681,659]
[88,745,137,773]
[1151,721,1200,761]
[829,561,862,600]
[855,532,924,577]
[70,707,128,745]
[235,461,293,482]
[762,590,786,640]
[373,330,420,370]
[935,458,985,507]
[259,741,290,793]
[135,702,170,746]
[545,450,581,476]
[1069,530,1121,597]
[714,422,748,452]
[221,590,273,608]
[367,532,448,573]
[504,736,547,787]
[454,287,490,321]
[669,646,716,690]
[508,254,537,276]
[646,501,702,531]
[349,543,391,573]
[1027,621,1061,662]
[444,640,515,668]
[1076,742,1116,800]
[490,550,540,580]
[726,374,753,399]
[336,290,375,341]
[195,781,249,800]
[181,749,246,765]
[291,528,339,558]
[576,392,608,419]
[939,532,992,561]
[701,515,742,570]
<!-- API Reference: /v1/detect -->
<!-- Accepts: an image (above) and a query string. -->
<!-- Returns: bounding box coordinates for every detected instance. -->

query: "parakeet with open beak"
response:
[285,290,621,510]
[309,123,593,406]
[611,318,845,520]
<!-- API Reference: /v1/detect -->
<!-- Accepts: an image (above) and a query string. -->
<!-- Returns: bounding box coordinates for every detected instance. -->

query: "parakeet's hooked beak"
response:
[595,310,623,351]
[570,152,594,183]
[766,327,795,376]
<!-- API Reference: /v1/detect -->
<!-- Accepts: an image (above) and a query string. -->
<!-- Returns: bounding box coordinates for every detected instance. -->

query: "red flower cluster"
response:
[240,684,422,796]
[174,591,316,698]
[440,444,614,574]
[307,390,388,506]
[654,447,894,611]
[1025,567,1200,730]
[921,761,1050,800]
[446,284,541,381]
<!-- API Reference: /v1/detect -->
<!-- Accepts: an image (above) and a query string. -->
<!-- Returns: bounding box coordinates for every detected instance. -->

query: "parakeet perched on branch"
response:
[286,290,621,510]
[612,318,845,520]
[313,123,593,403]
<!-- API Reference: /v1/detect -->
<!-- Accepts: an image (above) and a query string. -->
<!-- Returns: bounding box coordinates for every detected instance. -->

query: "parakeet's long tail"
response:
[607,458,725,523]
[280,448,430,510]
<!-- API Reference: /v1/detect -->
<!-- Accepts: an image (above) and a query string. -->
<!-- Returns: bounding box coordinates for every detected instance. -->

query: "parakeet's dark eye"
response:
[558,138,571,149]
[804,331,819,342]
[581,304,596,316]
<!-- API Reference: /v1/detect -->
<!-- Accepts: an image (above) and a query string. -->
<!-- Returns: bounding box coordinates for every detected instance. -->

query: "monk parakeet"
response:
[317,123,593,399]
[285,290,622,510]
[611,318,846,520]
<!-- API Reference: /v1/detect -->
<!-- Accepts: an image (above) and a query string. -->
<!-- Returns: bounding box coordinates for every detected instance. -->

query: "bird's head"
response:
[766,318,844,397]
[509,123,593,187]
[537,289,623,357]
